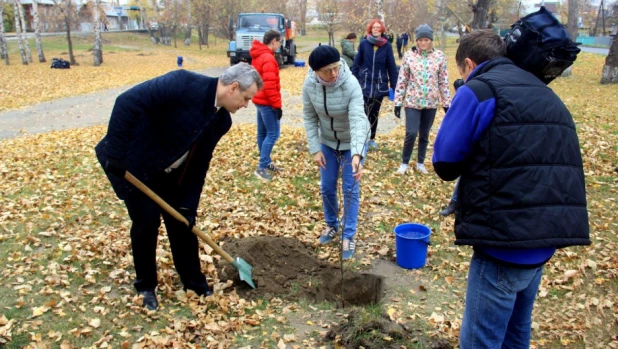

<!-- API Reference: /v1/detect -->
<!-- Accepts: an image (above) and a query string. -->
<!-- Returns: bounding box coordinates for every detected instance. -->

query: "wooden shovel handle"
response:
[124,171,235,264]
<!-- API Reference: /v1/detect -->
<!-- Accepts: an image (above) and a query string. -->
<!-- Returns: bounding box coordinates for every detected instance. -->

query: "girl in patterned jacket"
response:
[393,24,451,175]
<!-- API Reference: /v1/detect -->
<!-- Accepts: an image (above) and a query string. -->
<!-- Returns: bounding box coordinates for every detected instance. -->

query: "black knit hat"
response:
[308,45,340,71]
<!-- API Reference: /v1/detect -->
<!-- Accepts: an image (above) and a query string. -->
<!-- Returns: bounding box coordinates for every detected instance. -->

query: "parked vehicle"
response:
[227,13,296,66]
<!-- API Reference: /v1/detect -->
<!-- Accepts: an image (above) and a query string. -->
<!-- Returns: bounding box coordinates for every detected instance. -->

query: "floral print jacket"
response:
[393,47,451,110]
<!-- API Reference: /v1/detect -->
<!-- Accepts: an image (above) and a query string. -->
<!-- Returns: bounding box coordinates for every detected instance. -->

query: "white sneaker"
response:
[416,163,428,174]
[396,164,409,175]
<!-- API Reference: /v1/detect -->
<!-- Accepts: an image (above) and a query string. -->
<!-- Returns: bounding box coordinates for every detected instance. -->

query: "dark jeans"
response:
[401,108,437,164]
[396,44,402,59]
[363,96,383,140]
[124,170,209,293]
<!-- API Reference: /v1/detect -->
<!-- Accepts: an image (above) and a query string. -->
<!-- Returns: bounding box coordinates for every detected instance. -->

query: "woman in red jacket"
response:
[250,30,283,182]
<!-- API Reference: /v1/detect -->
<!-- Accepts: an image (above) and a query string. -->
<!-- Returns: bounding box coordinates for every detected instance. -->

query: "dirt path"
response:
[0,65,402,140]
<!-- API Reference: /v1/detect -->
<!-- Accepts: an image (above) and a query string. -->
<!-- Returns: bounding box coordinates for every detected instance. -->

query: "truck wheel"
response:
[288,53,295,65]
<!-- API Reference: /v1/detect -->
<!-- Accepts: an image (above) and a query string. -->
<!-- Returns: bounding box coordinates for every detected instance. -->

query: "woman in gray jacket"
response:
[303,45,370,260]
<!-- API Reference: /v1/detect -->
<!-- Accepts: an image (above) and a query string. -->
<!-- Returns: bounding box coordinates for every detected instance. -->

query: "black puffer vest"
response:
[455,58,590,248]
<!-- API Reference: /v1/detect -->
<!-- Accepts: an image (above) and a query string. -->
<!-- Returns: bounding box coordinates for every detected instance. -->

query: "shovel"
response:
[124,171,256,289]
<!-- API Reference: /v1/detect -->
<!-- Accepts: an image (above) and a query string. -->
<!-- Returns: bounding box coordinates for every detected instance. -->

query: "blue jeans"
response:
[256,104,280,169]
[320,144,362,240]
[460,252,544,349]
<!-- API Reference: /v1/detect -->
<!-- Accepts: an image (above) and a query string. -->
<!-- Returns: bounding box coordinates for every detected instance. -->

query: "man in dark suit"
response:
[95,63,263,310]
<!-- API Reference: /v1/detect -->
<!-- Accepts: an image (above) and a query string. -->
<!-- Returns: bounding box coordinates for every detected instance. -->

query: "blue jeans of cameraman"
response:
[460,252,544,349]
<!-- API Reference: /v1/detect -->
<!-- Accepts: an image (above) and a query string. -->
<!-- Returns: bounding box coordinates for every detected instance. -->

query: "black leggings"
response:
[363,96,383,140]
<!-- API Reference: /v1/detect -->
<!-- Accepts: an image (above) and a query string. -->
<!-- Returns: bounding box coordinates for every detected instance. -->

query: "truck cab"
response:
[227,13,296,66]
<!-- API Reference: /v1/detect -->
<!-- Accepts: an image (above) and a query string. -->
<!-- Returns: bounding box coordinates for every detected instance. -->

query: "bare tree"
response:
[317,0,340,46]
[0,0,9,65]
[32,0,46,62]
[93,0,103,66]
[12,0,28,64]
[184,0,191,45]
[192,0,212,48]
[566,0,580,40]
[469,0,491,29]
[600,28,618,83]
[53,0,78,65]
[297,0,307,35]
[561,0,580,77]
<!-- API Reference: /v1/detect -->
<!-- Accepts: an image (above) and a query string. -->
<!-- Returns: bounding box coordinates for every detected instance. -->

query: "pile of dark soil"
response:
[217,236,383,306]
[323,310,453,349]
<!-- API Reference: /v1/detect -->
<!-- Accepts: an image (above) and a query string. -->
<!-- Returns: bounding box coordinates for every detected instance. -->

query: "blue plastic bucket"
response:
[388,88,394,101]
[394,223,431,269]
[294,60,306,67]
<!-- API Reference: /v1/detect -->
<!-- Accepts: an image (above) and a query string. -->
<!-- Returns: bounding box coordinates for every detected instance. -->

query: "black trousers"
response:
[363,96,384,140]
[401,108,437,164]
[123,170,209,293]
[396,44,403,59]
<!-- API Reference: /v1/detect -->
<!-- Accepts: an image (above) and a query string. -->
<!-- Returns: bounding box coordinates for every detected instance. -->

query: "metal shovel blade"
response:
[232,257,256,289]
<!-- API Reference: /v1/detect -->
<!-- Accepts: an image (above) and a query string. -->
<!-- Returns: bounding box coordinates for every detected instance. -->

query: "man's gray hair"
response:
[220,63,263,91]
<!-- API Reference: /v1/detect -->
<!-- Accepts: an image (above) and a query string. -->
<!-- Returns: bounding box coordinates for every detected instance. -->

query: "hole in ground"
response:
[217,236,383,307]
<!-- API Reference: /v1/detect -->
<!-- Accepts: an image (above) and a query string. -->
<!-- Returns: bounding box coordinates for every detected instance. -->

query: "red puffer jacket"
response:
[250,40,282,109]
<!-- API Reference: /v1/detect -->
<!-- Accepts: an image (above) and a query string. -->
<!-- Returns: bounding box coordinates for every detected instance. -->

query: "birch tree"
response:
[12,0,28,64]
[0,0,9,65]
[375,0,384,23]
[16,0,32,62]
[93,0,103,66]
[32,0,46,62]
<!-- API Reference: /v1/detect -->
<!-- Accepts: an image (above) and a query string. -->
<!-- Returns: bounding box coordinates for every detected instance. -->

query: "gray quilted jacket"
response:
[302,59,370,156]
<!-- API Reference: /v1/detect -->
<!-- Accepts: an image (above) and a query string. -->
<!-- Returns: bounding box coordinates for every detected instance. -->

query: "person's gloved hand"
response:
[105,157,126,177]
[394,106,401,118]
[178,207,196,231]
[275,108,283,120]
[443,107,449,114]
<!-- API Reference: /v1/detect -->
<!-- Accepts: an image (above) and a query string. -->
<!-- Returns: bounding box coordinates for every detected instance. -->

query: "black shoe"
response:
[439,201,458,216]
[185,287,213,297]
[138,290,159,310]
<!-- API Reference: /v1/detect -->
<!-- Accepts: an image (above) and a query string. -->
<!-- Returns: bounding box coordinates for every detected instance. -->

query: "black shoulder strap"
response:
[466,78,495,103]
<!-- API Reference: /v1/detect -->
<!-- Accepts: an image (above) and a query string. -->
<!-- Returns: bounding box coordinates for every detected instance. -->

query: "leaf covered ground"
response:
[0,34,617,348]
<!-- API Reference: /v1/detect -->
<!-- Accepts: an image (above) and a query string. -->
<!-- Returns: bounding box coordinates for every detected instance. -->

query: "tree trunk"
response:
[202,23,209,46]
[184,26,191,46]
[32,0,46,62]
[173,26,177,48]
[17,1,32,62]
[184,0,191,46]
[566,0,579,41]
[561,0,579,77]
[65,16,76,65]
[299,0,307,35]
[600,30,618,84]
[13,1,28,65]
[470,0,491,29]
[93,0,103,66]
[0,0,9,65]
[375,0,384,23]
